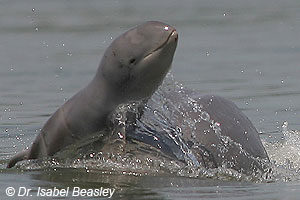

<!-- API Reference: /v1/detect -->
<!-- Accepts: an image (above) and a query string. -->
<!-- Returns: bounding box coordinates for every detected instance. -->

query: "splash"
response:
[263,121,300,182]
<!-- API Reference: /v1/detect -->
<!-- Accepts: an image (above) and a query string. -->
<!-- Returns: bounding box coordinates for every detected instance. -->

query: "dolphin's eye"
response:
[129,58,136,64]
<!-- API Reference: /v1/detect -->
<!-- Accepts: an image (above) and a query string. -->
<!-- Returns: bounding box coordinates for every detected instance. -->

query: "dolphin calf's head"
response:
[98,21,178,102]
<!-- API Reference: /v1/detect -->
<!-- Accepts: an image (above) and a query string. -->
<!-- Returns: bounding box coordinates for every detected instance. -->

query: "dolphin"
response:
[126,82,270,174]
[7,21,178,168]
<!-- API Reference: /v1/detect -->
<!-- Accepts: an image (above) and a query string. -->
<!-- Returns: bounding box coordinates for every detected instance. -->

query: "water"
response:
[1,0,300,199]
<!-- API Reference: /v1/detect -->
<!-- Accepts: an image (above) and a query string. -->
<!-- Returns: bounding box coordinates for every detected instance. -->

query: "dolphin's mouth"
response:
[152,30,178,52]
[143,29,178,59]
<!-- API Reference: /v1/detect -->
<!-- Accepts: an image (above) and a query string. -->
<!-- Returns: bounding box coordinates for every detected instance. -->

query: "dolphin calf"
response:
[7,21,178,168]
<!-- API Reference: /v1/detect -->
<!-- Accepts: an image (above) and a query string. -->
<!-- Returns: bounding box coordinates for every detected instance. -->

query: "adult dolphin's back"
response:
[126,85,269,174]
[7,21,178,168]
[188,94,269,173]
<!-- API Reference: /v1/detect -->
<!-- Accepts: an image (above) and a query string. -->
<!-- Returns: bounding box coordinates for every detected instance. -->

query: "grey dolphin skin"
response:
[127,90,269,174]
[191,95,269,173]
[7,21,178,168]
[183,94,269,173]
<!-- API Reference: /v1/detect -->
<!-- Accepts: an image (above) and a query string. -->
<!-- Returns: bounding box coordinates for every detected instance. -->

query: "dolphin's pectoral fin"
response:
[7,149,29,168]
[7,133,49,168]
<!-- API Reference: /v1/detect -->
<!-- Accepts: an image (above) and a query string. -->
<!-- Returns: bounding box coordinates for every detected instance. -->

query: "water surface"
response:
[1,0,300,199]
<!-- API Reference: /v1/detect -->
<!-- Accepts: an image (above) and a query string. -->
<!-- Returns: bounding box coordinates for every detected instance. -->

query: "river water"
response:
[1,0,300,199]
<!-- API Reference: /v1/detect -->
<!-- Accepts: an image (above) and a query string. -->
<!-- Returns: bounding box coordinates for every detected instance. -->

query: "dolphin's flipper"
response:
[7,149,29,168]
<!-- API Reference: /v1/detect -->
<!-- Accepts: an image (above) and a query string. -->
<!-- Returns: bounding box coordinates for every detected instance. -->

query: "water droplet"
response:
[32,8,35,12]
[42,41,48,47]
[282,121,288,132]
[256,69,262,75]
[164,26,169,31]
[118,132,124,139]
[205,51,210,56]
[200,111,210,121]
